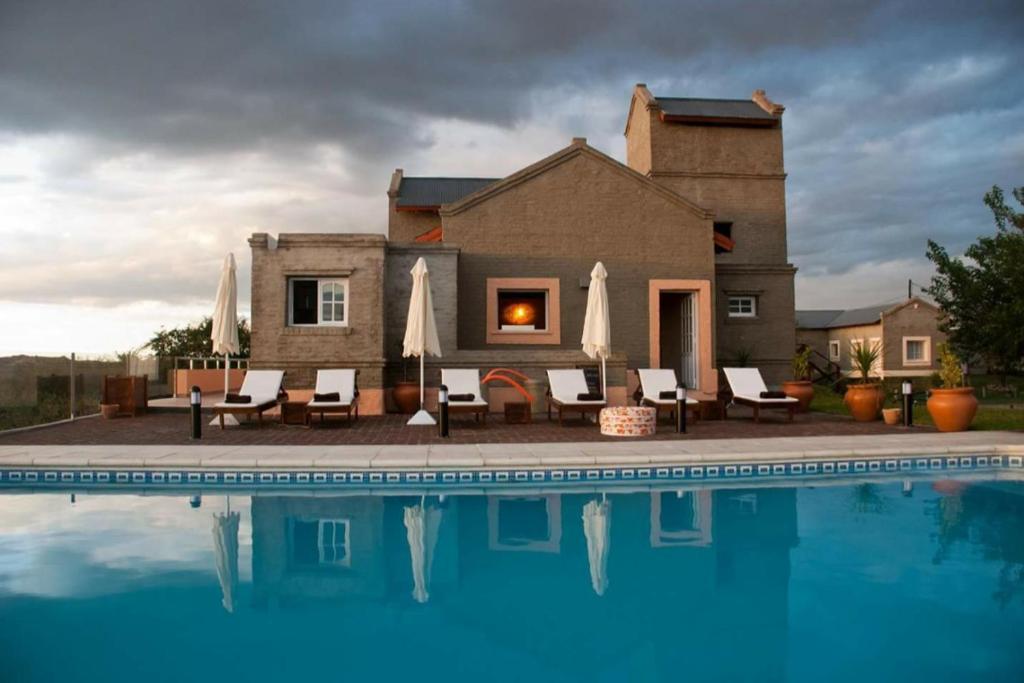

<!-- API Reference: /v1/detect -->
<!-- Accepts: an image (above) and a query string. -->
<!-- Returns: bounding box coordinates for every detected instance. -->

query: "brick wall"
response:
[248,233,387,399]
[440,146,716,369]
[881,301,946,375]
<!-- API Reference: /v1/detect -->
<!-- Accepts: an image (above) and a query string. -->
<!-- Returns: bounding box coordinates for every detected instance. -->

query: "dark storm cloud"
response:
[0,0,1022,307]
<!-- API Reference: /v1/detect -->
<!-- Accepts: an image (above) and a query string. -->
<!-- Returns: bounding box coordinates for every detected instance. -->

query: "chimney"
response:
[387,168,404,198]
[752,89,785,116]
[571,137,588,147]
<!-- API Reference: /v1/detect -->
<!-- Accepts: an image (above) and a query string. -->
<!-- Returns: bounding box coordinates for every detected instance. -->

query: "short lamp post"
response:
[438,383,450,438]
[190,385,202,440]
[901,381,913,427]
[675,384,687,434]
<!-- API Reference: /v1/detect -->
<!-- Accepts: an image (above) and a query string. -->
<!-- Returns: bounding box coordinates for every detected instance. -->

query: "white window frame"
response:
[902,336,931,366]
[828,339,841,362]
[316,518,351,567]
[727,295,757,318]
[288,277,349,327]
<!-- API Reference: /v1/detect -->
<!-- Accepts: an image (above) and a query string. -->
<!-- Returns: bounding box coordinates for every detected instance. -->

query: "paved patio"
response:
[1,407,930,446]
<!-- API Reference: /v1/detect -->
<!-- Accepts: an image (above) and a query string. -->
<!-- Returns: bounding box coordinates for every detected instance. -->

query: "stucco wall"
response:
[248,233,387,407]
[440,148,716,370]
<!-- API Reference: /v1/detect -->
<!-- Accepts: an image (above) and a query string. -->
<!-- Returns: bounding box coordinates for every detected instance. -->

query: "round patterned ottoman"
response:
[599,406,657,437]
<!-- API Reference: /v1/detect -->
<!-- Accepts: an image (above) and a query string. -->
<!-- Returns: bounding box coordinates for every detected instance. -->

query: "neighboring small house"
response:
[796,297,945,379]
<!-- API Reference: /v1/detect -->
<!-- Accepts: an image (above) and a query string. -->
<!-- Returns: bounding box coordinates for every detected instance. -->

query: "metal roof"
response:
[657,97,777,122]
[795,310,844,329]
[797,303,898,329]
[396,177,498,208]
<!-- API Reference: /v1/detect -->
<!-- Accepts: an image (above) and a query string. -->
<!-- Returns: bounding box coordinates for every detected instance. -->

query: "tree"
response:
[927,185,1024,383]
[147,317,251,358]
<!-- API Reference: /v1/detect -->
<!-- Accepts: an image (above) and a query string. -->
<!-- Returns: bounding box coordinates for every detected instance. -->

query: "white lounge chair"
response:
[441,369,489,423]
[636,368,701,422]
[212,370,284,429]
[546,369,606,426]
[305,369,359,426]
[722,367,798,423]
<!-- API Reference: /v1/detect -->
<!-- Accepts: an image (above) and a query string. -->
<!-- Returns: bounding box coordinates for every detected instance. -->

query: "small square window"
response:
[903,337,930,365]
[728,296,756,318]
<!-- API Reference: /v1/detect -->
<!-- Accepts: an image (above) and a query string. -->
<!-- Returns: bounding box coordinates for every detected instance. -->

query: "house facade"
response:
[796,297,946,379]
[250,85,797,413]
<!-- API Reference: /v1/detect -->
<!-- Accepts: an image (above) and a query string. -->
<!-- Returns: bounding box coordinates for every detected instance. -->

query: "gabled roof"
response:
[395,177,498,209]
[796,297,938,329]
[440,138,712,219]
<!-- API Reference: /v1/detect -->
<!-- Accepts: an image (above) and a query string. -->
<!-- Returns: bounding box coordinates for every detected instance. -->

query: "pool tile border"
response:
[0,452,1019,490]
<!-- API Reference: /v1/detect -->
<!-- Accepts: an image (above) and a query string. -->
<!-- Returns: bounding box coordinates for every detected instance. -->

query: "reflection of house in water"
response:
[250,487,797,680]
[251,496,388,607]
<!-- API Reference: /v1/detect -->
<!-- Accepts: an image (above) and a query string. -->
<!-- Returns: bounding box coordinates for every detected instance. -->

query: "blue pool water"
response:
[1,477,1022,681]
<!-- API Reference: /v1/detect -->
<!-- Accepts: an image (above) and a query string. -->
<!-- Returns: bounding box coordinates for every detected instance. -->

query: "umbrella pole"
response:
[419,354,425,409]
[601,356,607,400]
[224,352,230,396]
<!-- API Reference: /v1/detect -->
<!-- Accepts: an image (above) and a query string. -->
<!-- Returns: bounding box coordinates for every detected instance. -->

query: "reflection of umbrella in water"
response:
[583,496,611,596]
[404,497,442,603]
[212,500,240,613]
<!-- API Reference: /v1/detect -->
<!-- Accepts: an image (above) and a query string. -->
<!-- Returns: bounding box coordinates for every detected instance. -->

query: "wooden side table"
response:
[279,401,308,426]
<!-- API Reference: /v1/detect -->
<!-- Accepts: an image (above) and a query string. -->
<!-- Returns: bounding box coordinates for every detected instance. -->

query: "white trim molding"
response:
[902,336,931,366]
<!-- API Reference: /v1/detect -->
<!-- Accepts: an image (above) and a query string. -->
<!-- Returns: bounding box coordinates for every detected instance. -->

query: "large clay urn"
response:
[844,383,883,422]
[391,380,420,414]
[927,387,978,432]
[781,380,814,412]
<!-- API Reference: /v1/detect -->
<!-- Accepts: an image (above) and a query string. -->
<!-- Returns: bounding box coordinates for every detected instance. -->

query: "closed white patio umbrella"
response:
[582,497,611,596]
[404,498,443,603]
[210,253,240,425]
[581,261,611,398]
[402,257,442,426]
[212,504,240,613]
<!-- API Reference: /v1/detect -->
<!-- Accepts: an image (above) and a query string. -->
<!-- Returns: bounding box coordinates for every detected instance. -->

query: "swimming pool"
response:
[0,476,1021,681]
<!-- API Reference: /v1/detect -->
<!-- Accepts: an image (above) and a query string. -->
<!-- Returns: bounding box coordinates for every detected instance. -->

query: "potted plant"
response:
[844,339,883,422]
[926,343,978,432]
[782,346,815,412]
[392,358,420,414]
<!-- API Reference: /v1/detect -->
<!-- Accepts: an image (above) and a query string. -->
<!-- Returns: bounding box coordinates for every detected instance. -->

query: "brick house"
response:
[796,297,946,379]
[249,85,798,414]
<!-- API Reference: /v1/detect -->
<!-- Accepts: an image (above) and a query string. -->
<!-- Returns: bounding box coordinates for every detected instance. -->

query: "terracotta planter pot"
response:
[392,380,420,414]
[882,408,902,426]
[844,383,883,422]
[781,380,814,412]
[927,387,978,433]
[100,403,120,420]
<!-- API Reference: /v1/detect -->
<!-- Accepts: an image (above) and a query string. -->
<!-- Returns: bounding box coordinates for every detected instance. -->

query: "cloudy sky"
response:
[1,0,1021,354]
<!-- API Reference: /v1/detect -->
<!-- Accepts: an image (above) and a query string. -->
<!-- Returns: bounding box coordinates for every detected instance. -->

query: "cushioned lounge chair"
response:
[722,367,798,423]
[636,368,701,422]
[305,369,359,426]
[441,369,489,423]
[546,369,606,426]
[212,370,284,429]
